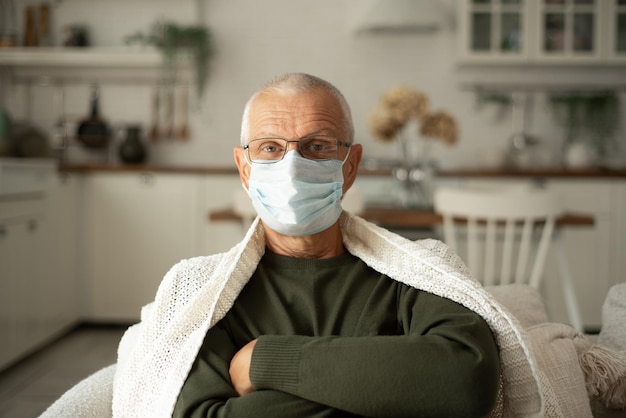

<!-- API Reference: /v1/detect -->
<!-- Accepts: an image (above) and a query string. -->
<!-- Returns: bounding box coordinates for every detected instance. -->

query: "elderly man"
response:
[112,73,543,417]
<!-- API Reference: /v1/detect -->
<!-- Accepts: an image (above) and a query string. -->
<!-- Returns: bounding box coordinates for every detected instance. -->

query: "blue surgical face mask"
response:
[247,151,345,236]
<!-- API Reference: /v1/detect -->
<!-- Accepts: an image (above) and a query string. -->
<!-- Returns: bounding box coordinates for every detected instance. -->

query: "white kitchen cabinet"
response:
[608,0,626,60]
[84,172,203,322]
[0,161,80,371]
[201,175,248,255]
[0,222,18,369]
[457,0,531,63]
[541,180,615,330]
[457,0,626,65]
[39,173,82,336]
[0,199,45,370]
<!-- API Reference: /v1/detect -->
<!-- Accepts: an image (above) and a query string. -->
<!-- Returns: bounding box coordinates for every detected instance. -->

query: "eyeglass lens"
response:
[247,136,341,162]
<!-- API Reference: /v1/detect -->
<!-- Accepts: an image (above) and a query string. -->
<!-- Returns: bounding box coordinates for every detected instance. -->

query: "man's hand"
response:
[229,339,257,396]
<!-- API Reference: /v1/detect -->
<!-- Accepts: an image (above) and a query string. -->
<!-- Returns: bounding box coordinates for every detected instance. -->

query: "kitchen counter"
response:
[58,162,626,178]
[210,206,595,229]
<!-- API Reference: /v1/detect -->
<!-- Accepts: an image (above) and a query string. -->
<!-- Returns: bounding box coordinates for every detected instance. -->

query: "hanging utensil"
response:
[163,85,174,140]
[52,83,69,159]
[76,85,110,149]
[149,85,160,142]
[178,85,189,141]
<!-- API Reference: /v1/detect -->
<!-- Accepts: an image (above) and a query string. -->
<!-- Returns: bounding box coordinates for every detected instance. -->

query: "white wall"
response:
[4,0,625,168]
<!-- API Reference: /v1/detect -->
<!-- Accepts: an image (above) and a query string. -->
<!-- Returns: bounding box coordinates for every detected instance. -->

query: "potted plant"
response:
[549,91,620,167]
[126,21,214,99]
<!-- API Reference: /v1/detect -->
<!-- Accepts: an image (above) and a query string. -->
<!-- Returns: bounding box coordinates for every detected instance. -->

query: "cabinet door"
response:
[85,173,202,321]
[536,0,602,62]
[457,0,624,64]
[12,217,45,354]
[542,180,613,330]
[39,173,81,336]
[0,217,44,369]
[202,175,248,255]
[607,0,626,61]
[458,0,531,63]
[0,222,19,369]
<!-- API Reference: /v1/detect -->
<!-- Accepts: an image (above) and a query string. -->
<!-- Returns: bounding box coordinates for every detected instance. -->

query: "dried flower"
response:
[420,110,458,146]
[369,85,459,147]
[380,85,430,124]
[368,104,405,142]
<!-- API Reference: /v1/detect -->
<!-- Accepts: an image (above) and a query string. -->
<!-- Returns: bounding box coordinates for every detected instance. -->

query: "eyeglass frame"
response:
[242,135,352,164]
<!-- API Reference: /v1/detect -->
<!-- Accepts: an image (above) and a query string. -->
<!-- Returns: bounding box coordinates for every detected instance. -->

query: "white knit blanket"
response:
[112,212,544,417]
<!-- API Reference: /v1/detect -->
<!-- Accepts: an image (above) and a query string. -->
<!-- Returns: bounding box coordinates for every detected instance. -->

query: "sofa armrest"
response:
[598,283,626,351]
[39,364,116,418]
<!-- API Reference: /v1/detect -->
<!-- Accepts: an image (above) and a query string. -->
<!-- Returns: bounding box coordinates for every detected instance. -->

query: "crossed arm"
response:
[229,339,256,396]
[174,293,501,418]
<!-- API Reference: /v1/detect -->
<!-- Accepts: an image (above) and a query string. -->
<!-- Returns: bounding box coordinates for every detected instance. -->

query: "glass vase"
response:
[393,128,434,208]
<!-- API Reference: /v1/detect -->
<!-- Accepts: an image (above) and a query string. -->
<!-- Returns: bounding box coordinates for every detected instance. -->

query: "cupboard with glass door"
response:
[458,0,626,64]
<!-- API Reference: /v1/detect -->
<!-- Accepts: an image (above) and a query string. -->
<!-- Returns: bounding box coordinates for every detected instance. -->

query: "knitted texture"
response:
[112,213,543,417]
[40,364,116,417]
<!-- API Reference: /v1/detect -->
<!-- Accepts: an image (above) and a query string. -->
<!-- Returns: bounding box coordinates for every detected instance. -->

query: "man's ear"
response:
[234,146,251,189]
[342,144,362,194]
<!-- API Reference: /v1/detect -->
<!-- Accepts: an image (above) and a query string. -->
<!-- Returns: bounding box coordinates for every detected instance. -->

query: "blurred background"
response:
[0,0,625,403]
[1,0,623,167]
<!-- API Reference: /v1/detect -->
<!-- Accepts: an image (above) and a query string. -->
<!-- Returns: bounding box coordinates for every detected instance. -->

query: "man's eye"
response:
[258,141,284,153]
[302,143,324,152]
[303,139,333,151]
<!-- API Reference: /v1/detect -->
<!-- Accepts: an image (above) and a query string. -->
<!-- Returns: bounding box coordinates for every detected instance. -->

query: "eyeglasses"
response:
[243,135,351,163]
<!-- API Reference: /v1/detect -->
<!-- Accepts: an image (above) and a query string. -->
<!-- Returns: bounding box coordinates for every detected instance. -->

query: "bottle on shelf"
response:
[23,6,38,47]
[38,3,52,47]
[0,0,18,47]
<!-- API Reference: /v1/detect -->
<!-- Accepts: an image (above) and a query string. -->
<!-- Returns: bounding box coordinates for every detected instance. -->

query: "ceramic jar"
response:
[118,125,147,164]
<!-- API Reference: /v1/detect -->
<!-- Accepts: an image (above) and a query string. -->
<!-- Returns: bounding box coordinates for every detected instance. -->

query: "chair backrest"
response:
[433,185,562,289]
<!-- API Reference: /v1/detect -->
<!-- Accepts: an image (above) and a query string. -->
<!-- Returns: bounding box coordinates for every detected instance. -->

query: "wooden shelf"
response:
[0,47,162,68]
[0,47,192,85]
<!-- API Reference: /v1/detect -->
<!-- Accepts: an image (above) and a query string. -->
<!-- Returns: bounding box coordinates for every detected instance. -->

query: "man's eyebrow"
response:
[251,130,337,140]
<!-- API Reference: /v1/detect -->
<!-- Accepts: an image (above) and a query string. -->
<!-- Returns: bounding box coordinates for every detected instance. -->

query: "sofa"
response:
[40,283,626,417]
[486,284,626,417]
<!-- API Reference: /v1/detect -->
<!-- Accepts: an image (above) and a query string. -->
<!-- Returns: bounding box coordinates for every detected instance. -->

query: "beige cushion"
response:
[485,284,549,329]
[527,323,593,418]
[598,283,626,351]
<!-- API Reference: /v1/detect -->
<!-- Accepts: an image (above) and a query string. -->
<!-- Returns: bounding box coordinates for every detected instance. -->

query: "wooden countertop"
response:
[209,207,595,229]
[58,162,626,178]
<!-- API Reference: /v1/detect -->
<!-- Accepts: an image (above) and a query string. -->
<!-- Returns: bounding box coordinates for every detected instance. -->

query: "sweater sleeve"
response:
[250,291,501,418]
[173,320,362,418]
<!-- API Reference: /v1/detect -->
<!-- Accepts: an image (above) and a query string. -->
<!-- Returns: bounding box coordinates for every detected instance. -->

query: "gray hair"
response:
[240,73,354,145]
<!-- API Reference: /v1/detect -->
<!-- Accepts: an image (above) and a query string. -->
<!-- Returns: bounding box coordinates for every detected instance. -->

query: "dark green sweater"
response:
[174,251,500,418]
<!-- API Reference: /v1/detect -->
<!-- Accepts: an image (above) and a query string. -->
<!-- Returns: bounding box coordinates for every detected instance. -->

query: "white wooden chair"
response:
[433,185,583,330]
